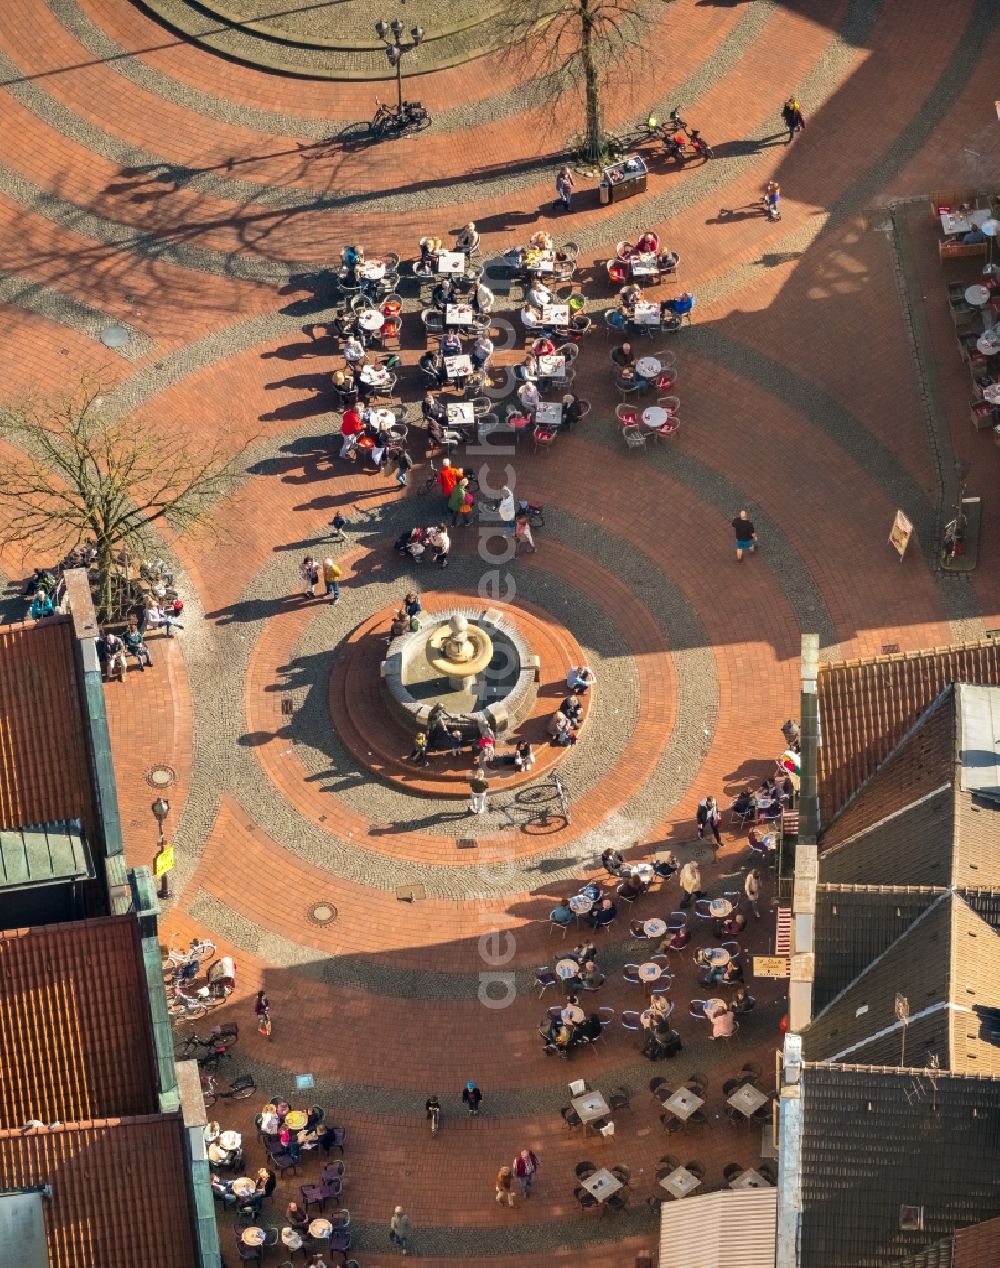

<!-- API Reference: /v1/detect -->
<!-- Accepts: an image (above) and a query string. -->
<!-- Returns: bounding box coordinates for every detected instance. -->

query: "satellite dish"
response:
[981,219,999,237]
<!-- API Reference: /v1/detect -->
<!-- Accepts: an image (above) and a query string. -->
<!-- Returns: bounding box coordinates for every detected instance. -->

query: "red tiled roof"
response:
[954,1215,1000,1267]
[817,640,1000,824]
[0,618,97,835]
[0,917,158,1128]
[0,1117,198,1268]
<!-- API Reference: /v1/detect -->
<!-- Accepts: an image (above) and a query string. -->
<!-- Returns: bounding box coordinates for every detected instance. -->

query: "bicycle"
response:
[162,934,216,977]
[369,96,431,139]
[178,1023,238,1066]
[200,1072,256,1108]
[427,1102,440,1135]
[168,981,226,1021]
[419,460,480,497]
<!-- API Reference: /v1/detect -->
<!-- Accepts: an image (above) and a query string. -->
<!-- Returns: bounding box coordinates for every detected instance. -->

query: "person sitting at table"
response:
[731,786,754,817]
[528,230,553,251]
[601,847,624,875]
[571,940,597,965]
[419,349,446,387]
[963,225,987,244]
[470,333,494,371]
[455,221,480,254]
[696,948,726,987]
[618,872,648,901]
[580,960,605,990]
[427,417,463,452]
[440,329,462,359]
[637,230,659,254]
[720,910,748,938]
[343,334,366,366]
[210,1175,239,1208]
[287,1200,309,1232]
[732,986,756,1015]
[653,850,679,880]
[649,992,672,1023]
[527,279,552,310]
[661,291,695,324]
[659,924,691,953]
[417,235,435,271]
[706,1000,735,1039]
[532,335,557,357]
[518,381,541,414]
[342,243,363,286]
[568,665,595,694]
[611,341,636,368]
[431,275,455,308]
[658,249,680,274]
[562,394,585,429]
[422,390,448,426]
[620,282,643,312]
[721,958,744,986]
[551,897,574,927]
[577,1012,604,1042]
[589,896,617,929]
[256,1166,277,1201]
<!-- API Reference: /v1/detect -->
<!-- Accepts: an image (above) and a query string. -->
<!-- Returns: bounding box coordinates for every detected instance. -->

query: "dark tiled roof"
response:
[803,895,952,1065]
[817,641,1000,824]
[0,619,96,836]
[0,1117,198,1268]
[821,688,956,847]
[820,788,955,887]
[812,887,942,1013]
[799,1064,1000,1268]
[0,917,158,1127]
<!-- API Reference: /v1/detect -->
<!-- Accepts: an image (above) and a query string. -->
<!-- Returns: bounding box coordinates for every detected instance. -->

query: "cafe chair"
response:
[301,1183,329,1213]
[608,1088,632,1113]
[724,1162,744,1182]
[649,1076,669,1099]
[567,400,592,429]
[661,1112,685,1134]
[721,941,742,960]
[622,963,641,985]
[535,966,558,995]
[268,1150,299,1178]
[689,1000,709,1019]
[657,394,681,415]
[237,1241,263,1263]
[629,919,649,940]
[622,425,647,451]
[598,1121,615,1138]
[561,1104,584,1130]
[574,1186,599,1211]
[723,1078,743,1096]
[739,1062,762,1082]
[604,307,628,337]
[568,1078,587,1096]
[560,241,580,260]
[575,1160,597,1178]
[595,1006,615,1036]
[616,404,639,427]
[621,1010,642,1032]
[653,419,680,444]
[607,1189,629,1213]
[532,426,557,455]
[655,369,678,391]
[547,1005,564,1021]
[378,318,401,349]
[693,899,713,919]
[328,1230,351,1257]
[568,314,593,339]
[656,1154,680,1179]
[758,1164,777,1185]
[610,1164,631,1184]
[685,1161,706,1181]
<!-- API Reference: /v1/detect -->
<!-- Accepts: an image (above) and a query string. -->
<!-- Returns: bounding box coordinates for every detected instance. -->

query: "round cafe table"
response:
[310,1218,333,1239]
[642,405,672,429]
[285,1110,307,1131]
[361,260,386,280]
[638,961,663,983]
[242,1228,266,1247]
[569,894,593,915]
[641,1000,673,1026]
[359,366,390,386]
[562,1004,586,1024]
[219,1130,241,1152]
[556,958,580,979]
[643,918,667,938]
[706,947,731,966]
[978,332,1000,357]
[636,356,661,379]
[983,383,1000,405]
[281,1227,304,1249]
[358,309,385,332]
[370,408,396,427]
[966,284,990,306]
[709,898,733,918]
[232,1177,255,1198]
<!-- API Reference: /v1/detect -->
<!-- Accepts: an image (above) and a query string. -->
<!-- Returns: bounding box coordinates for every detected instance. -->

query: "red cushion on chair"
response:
[621,409,637,424]
[655,373,676,390]
[608,264,629,284]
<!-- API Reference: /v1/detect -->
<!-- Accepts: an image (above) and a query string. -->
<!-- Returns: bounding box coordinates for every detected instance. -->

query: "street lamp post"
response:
[374,17,424,114]
[151,797,170,900]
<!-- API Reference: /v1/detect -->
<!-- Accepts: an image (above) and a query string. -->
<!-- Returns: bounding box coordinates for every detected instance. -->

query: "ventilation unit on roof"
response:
[899,1206,924,1231]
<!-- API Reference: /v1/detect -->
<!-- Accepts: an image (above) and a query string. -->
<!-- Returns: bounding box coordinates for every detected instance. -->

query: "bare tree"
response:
[503,0,662,162]
[0,384,240,621]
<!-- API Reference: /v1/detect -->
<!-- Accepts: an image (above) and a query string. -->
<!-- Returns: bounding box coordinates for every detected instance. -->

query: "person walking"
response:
[322,558,341,604]
[497,486,516,536]
[495,1165,515,1207]
[554,166,575,211]
[449,477,470,528]
[514,513,536,554]
[697,795,723,848]
[745,867,761,918]
[469,764,489,815]
[512,1148,539,1198]
[731,509,757,562]
[389,1205,411,1255]
[678,859,704,909]
[394,445,413,487]
[429,524,450,570]
[781,97,806,143]
[463,1081,483,1116]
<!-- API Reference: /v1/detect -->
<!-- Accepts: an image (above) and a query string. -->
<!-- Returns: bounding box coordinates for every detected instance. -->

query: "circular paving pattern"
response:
[4,0,1000,1262]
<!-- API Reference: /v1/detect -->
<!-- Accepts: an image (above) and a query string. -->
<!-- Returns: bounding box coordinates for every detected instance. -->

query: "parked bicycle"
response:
[418,460,480,497]
[369,96,431,139]
[162,935,216,979]
[426,1095,441,1136]
[178,1023,238,1067]
[168,981,226,1021]
[201,1072,255,1108]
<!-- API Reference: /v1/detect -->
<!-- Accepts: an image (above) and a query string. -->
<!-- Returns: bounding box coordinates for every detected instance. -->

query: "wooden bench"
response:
[939,239,988,262]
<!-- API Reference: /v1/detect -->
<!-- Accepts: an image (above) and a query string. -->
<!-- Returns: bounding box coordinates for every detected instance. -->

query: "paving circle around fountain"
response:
[330,592,592,796]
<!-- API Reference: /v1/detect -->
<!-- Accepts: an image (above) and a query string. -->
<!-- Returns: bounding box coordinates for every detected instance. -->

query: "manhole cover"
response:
[99,323,130,349]
[146,765,176,789]
[308,903,338,925]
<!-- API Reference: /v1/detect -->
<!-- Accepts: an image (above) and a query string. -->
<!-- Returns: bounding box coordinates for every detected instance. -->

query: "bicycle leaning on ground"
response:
[369,96,431,139]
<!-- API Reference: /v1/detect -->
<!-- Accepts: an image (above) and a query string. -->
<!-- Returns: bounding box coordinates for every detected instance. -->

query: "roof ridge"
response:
[0,1111,183,1139]
[819,637,1000,672]
[801,1060,1000,1079]
[816,883,948,894]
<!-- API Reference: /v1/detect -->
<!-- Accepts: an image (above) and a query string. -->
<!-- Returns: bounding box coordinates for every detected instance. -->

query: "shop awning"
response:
[659,1187,777,1268]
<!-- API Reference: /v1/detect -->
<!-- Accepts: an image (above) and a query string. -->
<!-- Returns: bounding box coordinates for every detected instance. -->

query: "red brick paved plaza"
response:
[2,1,1000,1263]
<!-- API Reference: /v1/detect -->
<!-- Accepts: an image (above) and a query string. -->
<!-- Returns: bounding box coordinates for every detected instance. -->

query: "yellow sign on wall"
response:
[154,845,175,877]
[754,956,790,978]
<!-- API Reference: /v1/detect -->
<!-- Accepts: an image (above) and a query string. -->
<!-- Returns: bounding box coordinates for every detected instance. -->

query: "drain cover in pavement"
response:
[146,765,176,789]
[309,903,338,925]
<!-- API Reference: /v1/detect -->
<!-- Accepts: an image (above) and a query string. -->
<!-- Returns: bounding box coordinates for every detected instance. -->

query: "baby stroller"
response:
[394,527,428,565]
